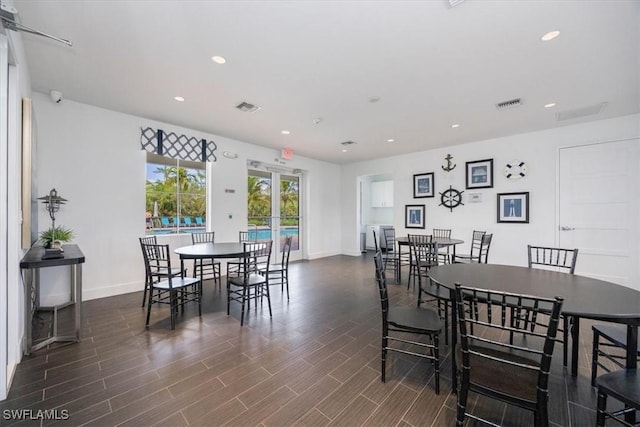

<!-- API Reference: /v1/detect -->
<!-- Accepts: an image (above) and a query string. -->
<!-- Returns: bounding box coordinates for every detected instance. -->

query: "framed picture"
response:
[413,172,434,198]
[466,158,494,189]
[497,192,529,223]
[405,204,425,229]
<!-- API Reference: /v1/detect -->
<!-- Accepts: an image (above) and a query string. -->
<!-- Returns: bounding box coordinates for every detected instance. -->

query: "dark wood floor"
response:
[2,253,622,426]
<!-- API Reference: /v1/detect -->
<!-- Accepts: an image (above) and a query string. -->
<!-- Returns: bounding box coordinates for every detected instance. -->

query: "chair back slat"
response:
[372,229,380,252]
[383,228,396,254]
[140,243,176,288]
[373,251,389,317]
[432,228,451,238]
[192,231,215,244]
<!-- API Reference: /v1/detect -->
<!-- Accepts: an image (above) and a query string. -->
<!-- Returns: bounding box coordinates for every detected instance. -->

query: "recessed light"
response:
[174,96,185,102]
[211,55,226,64]
[544,102,557,108]
[342,149,348,153]
[541,30,560,41]
[387,138,395,143]
[451,123,460,128]
[281,130,290,135]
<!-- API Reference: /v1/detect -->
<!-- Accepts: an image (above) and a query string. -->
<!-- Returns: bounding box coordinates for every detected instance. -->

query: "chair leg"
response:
[226,283,231,315]
[596,390,607,427]
[240,286,248,326]
[381,334,388,383]
[264,283,272,317]
[170,290,176,330]
[141,277,149,308]
[145,288,153,328]
[563,315,570,367]
[433,332,440,395]
[534,399,550,427]
[591,330,599,387]
[456,369,470,426]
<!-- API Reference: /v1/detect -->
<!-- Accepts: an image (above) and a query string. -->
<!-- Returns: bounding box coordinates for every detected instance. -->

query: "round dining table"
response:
[174,242,259,282]
[427,263,640,392]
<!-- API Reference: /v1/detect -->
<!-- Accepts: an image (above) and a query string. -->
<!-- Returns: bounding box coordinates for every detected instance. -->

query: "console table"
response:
[19,244,85,355]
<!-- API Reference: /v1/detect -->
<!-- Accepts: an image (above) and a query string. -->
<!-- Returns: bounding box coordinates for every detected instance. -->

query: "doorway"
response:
[247,165,303,261]
[558,139,639,289]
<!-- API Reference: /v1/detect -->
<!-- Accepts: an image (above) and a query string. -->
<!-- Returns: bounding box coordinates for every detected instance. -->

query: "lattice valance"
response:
[140,127,217,162]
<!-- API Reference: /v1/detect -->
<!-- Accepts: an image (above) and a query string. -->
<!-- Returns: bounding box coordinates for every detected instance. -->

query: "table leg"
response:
[397,244,402,283]
[571,316,580,377]
[73,264,82,342]
[22,268,34,355]
[625,324,638,424]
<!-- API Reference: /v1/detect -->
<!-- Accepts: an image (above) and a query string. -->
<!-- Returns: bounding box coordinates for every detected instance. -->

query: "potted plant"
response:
[38,225,74,249]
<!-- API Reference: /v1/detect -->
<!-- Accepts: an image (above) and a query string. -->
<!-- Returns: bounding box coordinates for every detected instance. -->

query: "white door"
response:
[559,139,639,289]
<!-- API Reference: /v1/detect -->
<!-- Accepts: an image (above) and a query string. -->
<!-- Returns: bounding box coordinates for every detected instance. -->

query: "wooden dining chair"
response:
[432,228,452,264]
[191,231,221,285]
[595,368,640,426]
[138,236,183,307]
[453,230,488,263]
[526,245,579,367]
[407,234,433,289]
[226,230,259,283]
[227,240,273,326]
[591,324,640,387]
[260,235,292,299]
[374,251,442,394]
[141,242,201,329]
[454,284,564,426]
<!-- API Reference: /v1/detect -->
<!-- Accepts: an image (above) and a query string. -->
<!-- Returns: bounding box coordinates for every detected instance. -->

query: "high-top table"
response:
[20,244,85,355]
[428,263,640,394]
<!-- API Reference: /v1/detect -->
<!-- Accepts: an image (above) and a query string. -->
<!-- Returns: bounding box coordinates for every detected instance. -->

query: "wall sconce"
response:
[38,188,67,229]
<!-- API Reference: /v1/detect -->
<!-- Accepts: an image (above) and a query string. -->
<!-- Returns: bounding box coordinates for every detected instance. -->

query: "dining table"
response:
[174,242,265,281]
[395,236,465,284]
[427,263,640,395]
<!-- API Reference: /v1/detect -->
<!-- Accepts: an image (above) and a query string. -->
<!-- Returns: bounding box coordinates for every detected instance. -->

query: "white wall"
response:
[341,114,640,275]
[31,93,342,303]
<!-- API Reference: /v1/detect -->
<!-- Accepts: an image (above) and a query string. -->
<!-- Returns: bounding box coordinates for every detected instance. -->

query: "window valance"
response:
[140,127,217,162]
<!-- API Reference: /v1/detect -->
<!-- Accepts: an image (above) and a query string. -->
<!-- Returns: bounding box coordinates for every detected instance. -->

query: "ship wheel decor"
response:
[439,185,464,212]
[504,159,528,180]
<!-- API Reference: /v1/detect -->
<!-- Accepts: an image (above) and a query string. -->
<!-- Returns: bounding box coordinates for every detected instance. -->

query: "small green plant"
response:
[38,226,74,248]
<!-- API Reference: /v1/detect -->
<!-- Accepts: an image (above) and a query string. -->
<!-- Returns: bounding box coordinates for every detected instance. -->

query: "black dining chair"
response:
[525,245,579,367]
[432,228,452,264]
[227,240,273,326]
[591,324,640,387]
[191,231,221,285]
[595,368,640,426]
[374,251,442,394]
[140,242,201,329]
[138,236,183,307]
[453,230,489,264]
[407,234,433,289]
[382,228,400,282]
[454,284,564,427]
[260,235,292,299]
[226,230,258,283]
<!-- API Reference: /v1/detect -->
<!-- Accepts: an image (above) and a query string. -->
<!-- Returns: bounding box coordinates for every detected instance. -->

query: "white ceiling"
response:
[11,0,640,164]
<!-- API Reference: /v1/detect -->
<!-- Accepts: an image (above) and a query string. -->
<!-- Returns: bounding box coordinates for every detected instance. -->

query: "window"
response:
[145,152,206,234]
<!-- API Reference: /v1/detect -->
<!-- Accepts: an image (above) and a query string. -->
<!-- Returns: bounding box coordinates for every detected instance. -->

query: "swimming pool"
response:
[149,227,299,239]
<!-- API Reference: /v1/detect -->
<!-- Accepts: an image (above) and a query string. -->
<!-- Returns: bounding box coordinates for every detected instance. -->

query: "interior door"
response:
[559,139,639,289]
[248,167,302,262]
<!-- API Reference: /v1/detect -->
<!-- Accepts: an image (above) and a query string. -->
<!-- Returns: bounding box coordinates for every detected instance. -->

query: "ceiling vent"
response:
[496,98,523,110]
[340,140,357,146]
[235,102,261,113]
[555,102,608,121]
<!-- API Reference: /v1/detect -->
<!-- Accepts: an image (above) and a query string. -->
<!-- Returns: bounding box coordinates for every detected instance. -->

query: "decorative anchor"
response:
[441,154,456,172]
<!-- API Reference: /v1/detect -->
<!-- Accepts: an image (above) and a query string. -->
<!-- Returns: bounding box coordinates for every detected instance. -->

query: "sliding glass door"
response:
[248,167,302,261]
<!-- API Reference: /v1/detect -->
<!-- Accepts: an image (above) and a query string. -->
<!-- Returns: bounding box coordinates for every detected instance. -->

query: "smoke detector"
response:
[496,98,523,110]
[235,102,261,113]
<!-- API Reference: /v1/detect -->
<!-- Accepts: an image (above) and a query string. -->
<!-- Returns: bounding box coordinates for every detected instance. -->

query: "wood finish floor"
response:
[2,253,623,426]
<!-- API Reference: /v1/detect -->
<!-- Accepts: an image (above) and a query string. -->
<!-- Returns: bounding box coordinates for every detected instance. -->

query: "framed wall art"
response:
[405,204,425,229]
[497,192,529,223]
[413,172,434,198]
[466,158,493,189]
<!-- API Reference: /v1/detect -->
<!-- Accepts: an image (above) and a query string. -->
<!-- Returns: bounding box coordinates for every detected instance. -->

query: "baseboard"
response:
[306,250,342,260]
[82,280,145,301]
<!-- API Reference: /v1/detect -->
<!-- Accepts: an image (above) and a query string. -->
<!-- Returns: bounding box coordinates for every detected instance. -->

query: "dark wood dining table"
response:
[395,236,464,284]
[174,242,265,281]
[427,263,640,393]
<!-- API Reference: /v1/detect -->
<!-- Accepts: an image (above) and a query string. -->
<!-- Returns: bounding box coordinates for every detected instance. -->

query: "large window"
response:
[145,152,206,234]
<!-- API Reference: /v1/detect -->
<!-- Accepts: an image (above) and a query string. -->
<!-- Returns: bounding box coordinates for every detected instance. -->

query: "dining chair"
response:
[407,234,433,289]
[432,228,452,264]
[190,231,221,285]
[595,369,640,426]
[226,230,259,282]
[453,230,486,263]
[454,284,564,426]
[382,228,400,282]
[138,236,183,307]
[227,240,273,326]
[141,242,201,330]
[591,324,640,387]
[374,251,442,394]
[260,235,292,299]
[526,244,579,367]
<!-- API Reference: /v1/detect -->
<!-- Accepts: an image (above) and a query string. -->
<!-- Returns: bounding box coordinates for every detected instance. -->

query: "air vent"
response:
[448,0,466,7]
[555,103,607,121]
[341,140,357,146]
[235,101,261,113]
[496,98,523,110]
